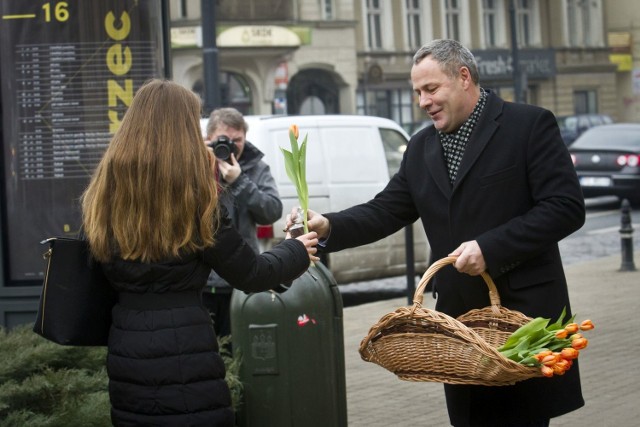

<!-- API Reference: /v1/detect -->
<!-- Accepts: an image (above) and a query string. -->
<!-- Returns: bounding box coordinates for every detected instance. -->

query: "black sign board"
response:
[0,1,166,284]
[474,48,556,80]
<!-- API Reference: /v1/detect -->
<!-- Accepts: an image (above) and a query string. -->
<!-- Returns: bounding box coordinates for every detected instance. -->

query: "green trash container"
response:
[230,261,347,427]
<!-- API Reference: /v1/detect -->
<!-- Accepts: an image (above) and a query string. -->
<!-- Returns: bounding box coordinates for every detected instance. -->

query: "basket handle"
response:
[413,256,501,311]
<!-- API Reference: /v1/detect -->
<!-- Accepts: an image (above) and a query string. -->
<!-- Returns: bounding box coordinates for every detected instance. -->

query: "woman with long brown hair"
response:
[82,79,318,426]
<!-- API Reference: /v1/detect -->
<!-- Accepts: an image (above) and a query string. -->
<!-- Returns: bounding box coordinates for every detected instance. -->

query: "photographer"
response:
[204,107,283,337]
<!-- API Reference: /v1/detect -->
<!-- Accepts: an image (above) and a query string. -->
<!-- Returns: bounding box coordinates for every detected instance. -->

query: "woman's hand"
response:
[288,231,319,262]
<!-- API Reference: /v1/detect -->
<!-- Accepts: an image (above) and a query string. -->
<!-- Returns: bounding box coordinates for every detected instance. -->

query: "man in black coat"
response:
[294,39,586,426]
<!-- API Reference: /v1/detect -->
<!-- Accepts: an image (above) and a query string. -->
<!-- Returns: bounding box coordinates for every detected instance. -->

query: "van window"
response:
[379,128,408,177]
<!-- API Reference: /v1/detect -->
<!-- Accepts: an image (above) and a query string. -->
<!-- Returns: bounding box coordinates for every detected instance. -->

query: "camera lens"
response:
[210,135,235,162]
[213,143,231,160]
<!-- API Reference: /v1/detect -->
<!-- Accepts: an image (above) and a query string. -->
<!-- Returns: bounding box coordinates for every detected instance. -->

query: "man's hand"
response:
[448,240,486,276]
[217,153,241,183]
[285,207,331,240]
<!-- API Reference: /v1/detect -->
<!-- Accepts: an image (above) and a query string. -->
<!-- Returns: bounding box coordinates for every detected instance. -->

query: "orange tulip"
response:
[535,350,553,362]
[571,337,588,350]
[541,354,558,366]
[579,319,595,331]
[564,323,579,334]
[553,363,567,375]
[555,329,569,339]
[570,333,583,341]
[541,366,554,377]
[289,124,299,139]
[560,347,579,360]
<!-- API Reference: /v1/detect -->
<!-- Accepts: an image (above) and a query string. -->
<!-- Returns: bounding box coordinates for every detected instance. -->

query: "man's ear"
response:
[459,66,472,89]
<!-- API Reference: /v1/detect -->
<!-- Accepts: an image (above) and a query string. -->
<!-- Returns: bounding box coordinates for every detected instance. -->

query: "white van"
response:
[202,115,430,284]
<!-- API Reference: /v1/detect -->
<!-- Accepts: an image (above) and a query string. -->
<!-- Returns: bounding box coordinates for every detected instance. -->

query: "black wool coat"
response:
[323,92,586,426]
[102,212,310,427]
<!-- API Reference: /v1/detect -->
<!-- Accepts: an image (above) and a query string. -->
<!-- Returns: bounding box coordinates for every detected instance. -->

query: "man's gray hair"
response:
[206,107,248,137]
[413,39,480,85]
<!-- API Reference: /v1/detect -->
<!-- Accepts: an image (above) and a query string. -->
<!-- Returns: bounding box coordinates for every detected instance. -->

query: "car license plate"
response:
[580,177,612,187]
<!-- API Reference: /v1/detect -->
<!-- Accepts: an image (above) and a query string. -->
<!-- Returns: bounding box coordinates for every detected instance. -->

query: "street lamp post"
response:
[201,0,220,113]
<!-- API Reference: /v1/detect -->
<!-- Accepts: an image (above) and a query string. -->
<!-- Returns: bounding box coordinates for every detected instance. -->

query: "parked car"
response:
[568,123,640,206]
[557,113,613,146]
[202,115,431,283]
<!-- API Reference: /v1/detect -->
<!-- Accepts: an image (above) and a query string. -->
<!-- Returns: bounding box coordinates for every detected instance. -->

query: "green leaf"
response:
[498,317,550,351]
[519,356,540,366]
[280,147,297,186]
[547,307,569,331]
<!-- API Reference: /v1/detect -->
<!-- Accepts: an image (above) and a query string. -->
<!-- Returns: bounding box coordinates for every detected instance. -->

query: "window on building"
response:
[574,90,598,114]
[481,0,507,48]
[566,0,603,47]
[406,0,423,49]
[366,0,383,49]
[321,0,334,20]
[357,87,416,134]
[514,0,540,47]
[195,71,253,115]
[178,0,188,19]
[445,0,461,40]
[217,0,293,21]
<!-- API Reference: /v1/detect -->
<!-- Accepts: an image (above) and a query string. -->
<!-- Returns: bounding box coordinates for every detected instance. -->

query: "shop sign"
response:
[218,25,300,47]
[473,49,556,80]
[609,53,633,72]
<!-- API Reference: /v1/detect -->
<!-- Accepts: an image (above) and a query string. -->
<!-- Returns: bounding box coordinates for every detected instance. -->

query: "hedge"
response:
[0,325,241,426]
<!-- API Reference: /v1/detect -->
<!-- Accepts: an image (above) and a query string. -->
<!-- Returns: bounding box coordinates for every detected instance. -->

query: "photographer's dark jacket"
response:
[321,92,586,426]
[102,211,309,426]
[207,141,282,292]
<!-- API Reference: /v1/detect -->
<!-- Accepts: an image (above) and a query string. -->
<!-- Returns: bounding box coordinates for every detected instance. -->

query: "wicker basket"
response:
[358,257,542,386]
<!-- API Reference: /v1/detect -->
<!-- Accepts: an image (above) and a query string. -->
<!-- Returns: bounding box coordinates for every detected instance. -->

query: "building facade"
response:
[169,0,628,133]
[169,0,359,117]
[606,0,640,123]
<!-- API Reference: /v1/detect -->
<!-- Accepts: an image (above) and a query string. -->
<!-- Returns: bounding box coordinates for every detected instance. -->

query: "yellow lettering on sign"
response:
[107,80,133,133]
[104,11,131,41]
[105,11,132,133]
[106,44,132,75]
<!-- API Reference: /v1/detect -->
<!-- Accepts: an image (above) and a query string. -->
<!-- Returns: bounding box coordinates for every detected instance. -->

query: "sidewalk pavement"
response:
[342,253,640,427]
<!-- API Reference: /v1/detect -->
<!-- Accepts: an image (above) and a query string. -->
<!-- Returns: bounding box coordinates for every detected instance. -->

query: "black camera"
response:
[208,135,237,163]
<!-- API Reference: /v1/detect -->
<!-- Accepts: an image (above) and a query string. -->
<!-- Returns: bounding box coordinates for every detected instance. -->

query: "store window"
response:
[357,87,417,134]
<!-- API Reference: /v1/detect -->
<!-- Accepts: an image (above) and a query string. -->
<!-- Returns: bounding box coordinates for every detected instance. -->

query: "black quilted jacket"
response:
[101,213,309,426]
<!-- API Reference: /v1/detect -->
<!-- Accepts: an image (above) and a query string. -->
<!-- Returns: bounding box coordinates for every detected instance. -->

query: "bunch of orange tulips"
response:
[498,309,595,378]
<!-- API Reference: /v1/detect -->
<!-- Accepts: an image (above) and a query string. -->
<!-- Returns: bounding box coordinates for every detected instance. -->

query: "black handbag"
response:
[33,237,117,346]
